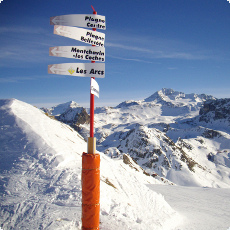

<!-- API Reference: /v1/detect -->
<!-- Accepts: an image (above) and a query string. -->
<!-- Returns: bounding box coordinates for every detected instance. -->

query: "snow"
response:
[0,99,180,230]
[45,101,81,116]
[84,89,230,189]
[148,185,230,230]
[1,95,230,229]
[100,156,180,230]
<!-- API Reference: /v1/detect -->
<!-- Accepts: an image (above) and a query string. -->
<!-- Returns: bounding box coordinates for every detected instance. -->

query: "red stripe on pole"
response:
[91,5,96,14]
[90,7,97,138]
[82,6,101,230]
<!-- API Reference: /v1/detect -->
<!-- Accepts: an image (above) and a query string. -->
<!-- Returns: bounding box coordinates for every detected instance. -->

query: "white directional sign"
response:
[50,14,106,30]
[49,46,105,62]
[48,63,105,78]
[54,25,105,47]
[91,78,99,98]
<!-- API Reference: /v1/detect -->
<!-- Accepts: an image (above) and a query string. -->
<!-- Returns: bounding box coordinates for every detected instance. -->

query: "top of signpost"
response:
[50,14,106,30]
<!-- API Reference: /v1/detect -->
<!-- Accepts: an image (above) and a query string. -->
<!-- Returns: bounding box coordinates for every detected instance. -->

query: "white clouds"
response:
[107,40,212,61]
[106,32,215,61]
[0,26,51,67]
[107,54,153,63]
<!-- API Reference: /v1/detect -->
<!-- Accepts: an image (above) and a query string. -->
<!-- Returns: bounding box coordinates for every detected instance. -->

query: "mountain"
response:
[41,89,230,188]
[41,101,90,133]
[41,101,80,116]
[82,88,229,188]
[142,88,214,116]
[0,99,180,230]
[41,88,230,188]
[145,88,214,103]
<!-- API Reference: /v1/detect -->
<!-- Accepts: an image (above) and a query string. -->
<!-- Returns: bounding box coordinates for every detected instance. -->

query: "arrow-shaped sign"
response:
[50,14,106,30]
[49,46,105,62]
[48,63,105,78]
[48,64,67,75]
[54,25,105,47]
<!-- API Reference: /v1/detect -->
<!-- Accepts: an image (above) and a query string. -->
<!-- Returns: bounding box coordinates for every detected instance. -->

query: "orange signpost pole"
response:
[49,7,104,230]
[82,152,100,230]
[81,6,100,230]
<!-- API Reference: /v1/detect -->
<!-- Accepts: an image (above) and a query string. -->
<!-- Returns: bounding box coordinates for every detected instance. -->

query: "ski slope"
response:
[0,99,179,230]
[149,185,230,230]
[1,99,230,229]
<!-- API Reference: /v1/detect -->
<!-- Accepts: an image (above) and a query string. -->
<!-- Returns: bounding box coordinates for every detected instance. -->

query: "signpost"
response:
[49,46,105,61]
[48,5,104,230]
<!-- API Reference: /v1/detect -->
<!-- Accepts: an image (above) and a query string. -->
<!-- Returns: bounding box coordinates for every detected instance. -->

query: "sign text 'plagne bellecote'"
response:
[54,25,105,47]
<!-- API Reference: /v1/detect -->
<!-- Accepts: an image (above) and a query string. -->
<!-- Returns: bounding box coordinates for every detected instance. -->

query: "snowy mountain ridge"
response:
[43,88,230,188]
[144,88,215,103]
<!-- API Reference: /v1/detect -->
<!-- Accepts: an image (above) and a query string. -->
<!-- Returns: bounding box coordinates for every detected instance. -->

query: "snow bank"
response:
[0,99,181,229]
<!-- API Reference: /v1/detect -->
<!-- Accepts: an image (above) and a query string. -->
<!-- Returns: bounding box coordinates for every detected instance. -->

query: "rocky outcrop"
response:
[41,101,90,132]
[199,98,230,122]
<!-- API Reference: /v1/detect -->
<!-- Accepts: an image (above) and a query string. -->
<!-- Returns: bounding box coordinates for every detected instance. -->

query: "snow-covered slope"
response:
[0,99,180,230]
[82,88,230,188]
[149,184,230,230]
[41,89,230,188]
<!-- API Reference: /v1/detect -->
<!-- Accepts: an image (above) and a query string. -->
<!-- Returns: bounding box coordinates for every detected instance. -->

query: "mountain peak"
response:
[58,101,80,109]
[144,88,184,102]
[160,88,175,95]
[144,88,215,103]
[47,101,80,116]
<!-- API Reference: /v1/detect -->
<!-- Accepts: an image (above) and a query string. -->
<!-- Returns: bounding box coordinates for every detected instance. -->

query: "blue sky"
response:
[0,0,230,108]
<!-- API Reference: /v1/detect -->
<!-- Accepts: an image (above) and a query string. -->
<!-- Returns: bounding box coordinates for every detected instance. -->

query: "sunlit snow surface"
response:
[1,98,230,229]
[0,99,180,230]
[149,185,230,230]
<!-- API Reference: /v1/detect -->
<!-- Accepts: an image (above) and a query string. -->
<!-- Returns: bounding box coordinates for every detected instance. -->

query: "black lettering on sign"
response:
[89,69,104,75]
[80,36,104,47]
[85,16,105,24]
[86,32,105,41]
[73,54,83,59]
[76,67,87,74]
[87,22,105,29]
[85,55,104,62]
[91,86,99,95]
[71,47,77,52]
